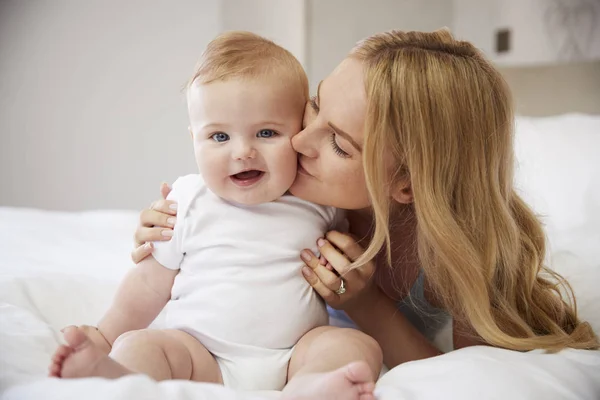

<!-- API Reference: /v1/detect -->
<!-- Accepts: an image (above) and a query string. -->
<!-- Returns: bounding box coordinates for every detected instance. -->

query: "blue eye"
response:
[257,129,277,138]
[211,132,230,142]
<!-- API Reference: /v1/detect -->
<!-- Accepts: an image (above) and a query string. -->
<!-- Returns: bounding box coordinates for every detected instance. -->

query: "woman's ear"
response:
[391,180,414,204]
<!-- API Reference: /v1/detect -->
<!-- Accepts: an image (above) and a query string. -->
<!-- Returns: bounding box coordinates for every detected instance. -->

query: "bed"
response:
[1,113,599,399]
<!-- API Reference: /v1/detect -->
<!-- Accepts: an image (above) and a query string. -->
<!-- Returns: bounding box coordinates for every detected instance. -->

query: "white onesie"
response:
[152,174,342,390]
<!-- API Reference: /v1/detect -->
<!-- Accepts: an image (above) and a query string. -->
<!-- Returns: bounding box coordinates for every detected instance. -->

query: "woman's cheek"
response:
[339,164,371,208]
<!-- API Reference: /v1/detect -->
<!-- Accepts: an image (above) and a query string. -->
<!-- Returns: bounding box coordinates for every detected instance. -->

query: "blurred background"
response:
[1,0,599,211]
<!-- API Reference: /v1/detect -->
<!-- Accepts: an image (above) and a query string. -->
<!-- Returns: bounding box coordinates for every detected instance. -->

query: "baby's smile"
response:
[230,169,265,187]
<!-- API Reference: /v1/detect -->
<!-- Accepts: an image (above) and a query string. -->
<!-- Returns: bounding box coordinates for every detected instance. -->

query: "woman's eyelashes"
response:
[209,130,278,142]
[308,96,350,158]
[330,133,350,158]
[309,95,319,113]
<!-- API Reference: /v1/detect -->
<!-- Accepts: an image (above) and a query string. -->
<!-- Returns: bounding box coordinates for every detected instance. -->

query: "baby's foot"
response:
[48,326,131,379]
[48,343,74,378]
[282,361,376,400]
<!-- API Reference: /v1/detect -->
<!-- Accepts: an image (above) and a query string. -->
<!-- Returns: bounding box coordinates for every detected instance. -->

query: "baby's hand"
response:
[61,325,112,354]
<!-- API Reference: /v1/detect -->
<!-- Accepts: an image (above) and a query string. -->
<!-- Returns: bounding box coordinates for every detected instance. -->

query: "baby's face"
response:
[188,78,304,205]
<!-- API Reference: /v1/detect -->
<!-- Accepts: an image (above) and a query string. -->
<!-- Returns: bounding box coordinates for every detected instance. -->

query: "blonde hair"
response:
[187,31,308,101]
[351,29,598,351]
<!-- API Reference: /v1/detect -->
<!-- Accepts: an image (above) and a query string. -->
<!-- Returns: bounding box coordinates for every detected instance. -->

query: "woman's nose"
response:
[292,128,318,158]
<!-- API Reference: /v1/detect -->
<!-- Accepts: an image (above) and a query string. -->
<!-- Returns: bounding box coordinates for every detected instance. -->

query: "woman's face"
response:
[289,58,371,209]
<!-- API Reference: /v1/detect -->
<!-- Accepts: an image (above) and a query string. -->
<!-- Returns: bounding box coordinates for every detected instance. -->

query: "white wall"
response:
[306,0,454,90]
[0,0,220,211]
[453,0,600,66]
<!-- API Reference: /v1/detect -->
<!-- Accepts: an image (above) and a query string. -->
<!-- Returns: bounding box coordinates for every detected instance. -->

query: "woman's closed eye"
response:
[309,95,350,158]
[257,129,278,138]
[330,133,350,158]
[211,132,230,142]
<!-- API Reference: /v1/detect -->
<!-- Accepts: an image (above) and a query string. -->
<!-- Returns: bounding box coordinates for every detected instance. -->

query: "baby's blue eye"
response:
[211,132,230,142]
[257,129,277,138]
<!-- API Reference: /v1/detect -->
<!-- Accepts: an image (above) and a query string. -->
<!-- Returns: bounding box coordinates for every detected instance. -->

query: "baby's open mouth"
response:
[230,170,264,187]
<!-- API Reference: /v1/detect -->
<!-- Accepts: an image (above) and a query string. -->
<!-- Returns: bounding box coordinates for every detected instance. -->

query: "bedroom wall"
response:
[500,61,600,117]
[453,0,600,116]
[452,0,600,66]
[0,0,221,211]
[305,0,453,91]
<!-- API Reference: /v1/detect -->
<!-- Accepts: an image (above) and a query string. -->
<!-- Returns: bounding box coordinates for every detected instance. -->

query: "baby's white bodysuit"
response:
[152,174,342,390]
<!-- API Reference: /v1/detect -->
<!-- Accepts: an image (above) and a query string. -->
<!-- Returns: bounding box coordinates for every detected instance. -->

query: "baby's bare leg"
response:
[54,327,222,383]
[282,326,383,400]
[110,329,222,382]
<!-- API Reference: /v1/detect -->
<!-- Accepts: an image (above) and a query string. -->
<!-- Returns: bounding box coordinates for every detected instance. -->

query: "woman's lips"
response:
[297,160,313,177]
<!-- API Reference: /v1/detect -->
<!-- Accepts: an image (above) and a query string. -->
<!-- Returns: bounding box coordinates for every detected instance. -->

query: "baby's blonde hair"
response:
[187,31,308,101]
[351,29,598,351]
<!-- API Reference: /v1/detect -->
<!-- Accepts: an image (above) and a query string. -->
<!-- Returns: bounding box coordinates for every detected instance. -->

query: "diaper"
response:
[182,327,294,391]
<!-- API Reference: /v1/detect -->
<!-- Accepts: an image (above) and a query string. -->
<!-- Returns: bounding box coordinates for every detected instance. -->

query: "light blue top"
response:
[328,270,451,342]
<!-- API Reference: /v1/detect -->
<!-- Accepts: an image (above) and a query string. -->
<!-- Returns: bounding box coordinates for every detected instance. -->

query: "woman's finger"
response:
[317,238,352,275]
[325,231,365,261]
[323,232,373,284]
[148,199,178,217]
[139,208,177,229]
[160,182,172,200]
[134,227,173,246]
[131,242,153,264]
[301,250,343,295]
[302,266,340,305]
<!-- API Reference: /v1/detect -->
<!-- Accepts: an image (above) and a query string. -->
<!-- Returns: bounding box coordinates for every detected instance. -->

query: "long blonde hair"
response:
[351,29,598,351]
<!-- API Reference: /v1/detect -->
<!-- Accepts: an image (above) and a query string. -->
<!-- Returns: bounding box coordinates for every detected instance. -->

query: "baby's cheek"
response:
[272,142,298,183]
[280,142,298,165]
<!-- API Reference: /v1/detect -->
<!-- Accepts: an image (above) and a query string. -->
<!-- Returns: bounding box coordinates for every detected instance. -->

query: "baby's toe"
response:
[52,345,71,362]
[48,361,62,377]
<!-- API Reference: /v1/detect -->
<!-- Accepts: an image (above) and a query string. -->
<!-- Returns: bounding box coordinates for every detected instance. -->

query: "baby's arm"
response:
[97,256,177,345]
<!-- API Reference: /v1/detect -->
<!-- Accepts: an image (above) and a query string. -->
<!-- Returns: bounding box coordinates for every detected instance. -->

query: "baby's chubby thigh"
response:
[110,328,222,383]
[288,326,383,380]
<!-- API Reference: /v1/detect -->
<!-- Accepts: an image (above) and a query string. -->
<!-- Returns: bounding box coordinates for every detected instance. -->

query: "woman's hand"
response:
[131,182,177,264]
[301,231,377,310]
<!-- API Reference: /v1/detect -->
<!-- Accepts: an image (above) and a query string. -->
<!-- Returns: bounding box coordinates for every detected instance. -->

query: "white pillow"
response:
[514,113,600,263]
[514,113,600,332]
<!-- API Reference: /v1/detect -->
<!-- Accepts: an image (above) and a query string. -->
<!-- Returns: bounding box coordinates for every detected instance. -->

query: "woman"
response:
[133,29,598,383]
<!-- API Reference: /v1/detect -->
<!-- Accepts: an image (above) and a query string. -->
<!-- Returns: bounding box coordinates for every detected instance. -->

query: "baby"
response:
[49,32,380,396]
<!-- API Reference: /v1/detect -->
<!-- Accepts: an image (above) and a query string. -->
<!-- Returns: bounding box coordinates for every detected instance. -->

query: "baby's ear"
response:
[188,126,193,140]
[391,180,413,204]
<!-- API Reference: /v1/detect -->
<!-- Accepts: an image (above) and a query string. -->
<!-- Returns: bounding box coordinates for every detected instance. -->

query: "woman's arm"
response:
[97,256,177,344]
[301,231,442,368]
[344,286,442,368]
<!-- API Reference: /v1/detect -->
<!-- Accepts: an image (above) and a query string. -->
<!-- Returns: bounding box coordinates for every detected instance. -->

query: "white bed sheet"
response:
[2,114,600,399]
